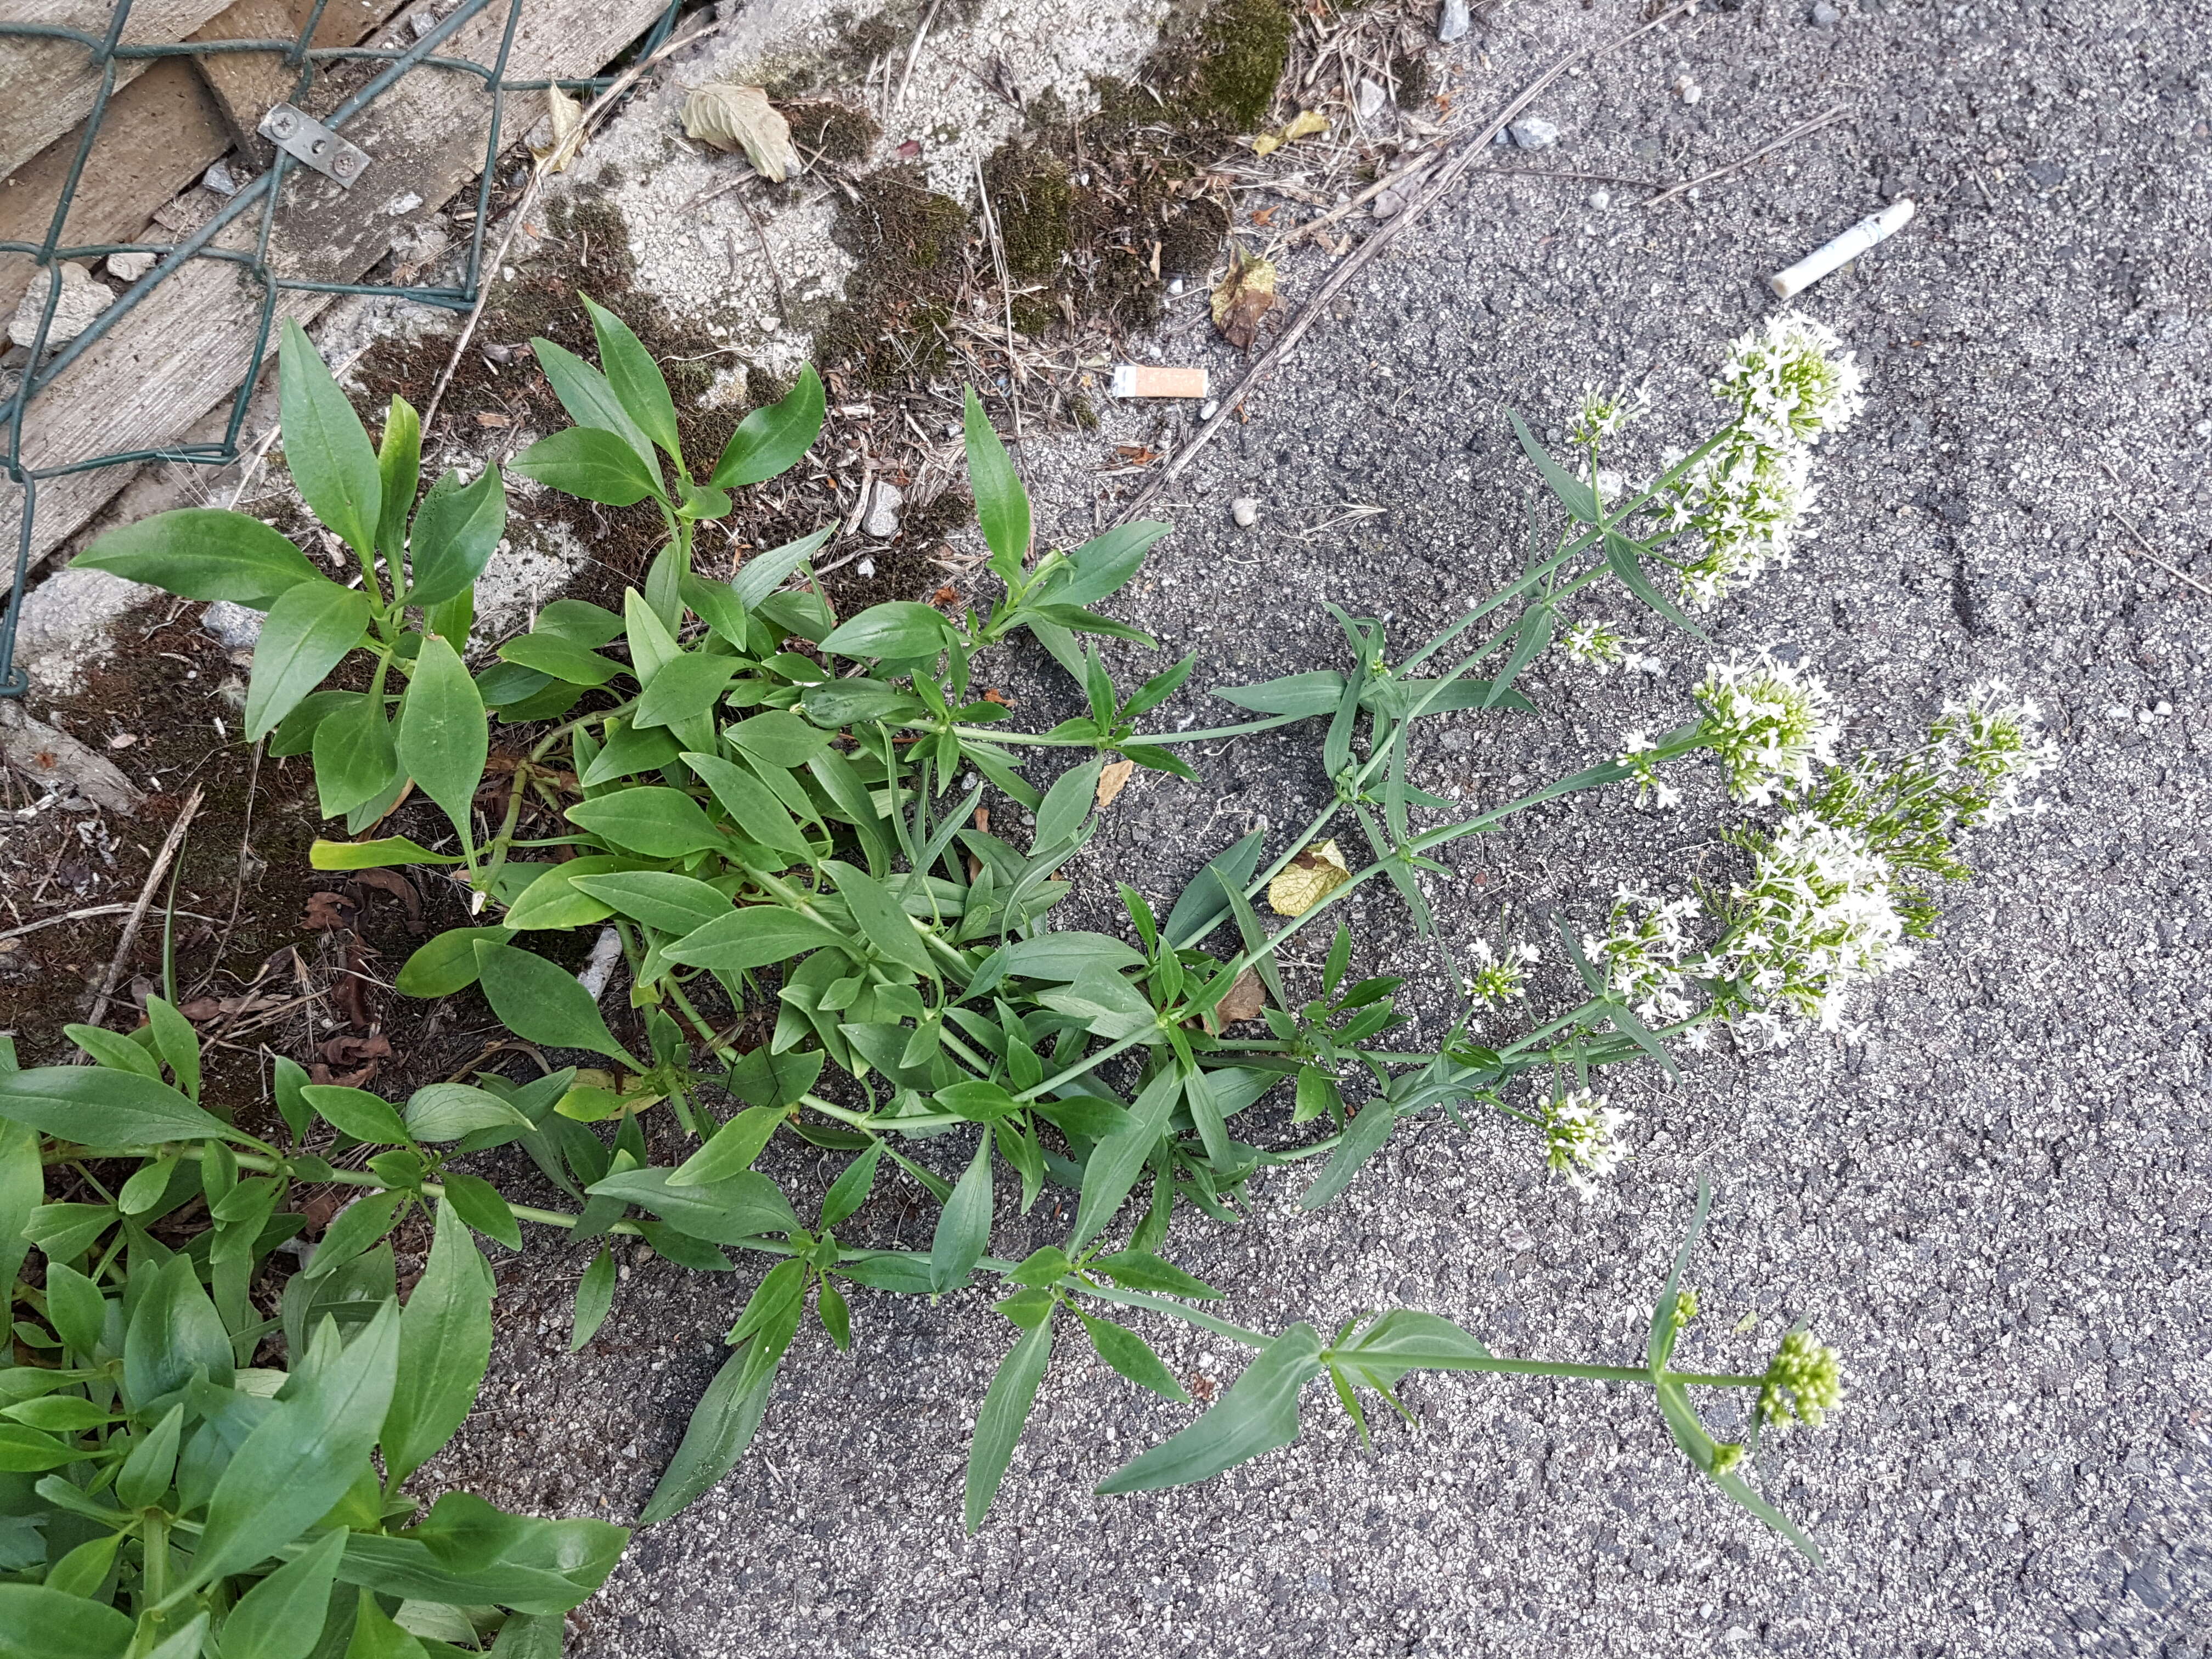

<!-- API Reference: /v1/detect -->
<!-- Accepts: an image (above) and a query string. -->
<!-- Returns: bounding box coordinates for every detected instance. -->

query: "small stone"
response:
[383,191,422,217]
[200,601,264,650]
[2023,158,2067,189]
[1679,83,1703,105]
[104,249,157,283]
[1588,188,1610,210]
[1167,276,1184,296]
[855,557,876,579]
[1355,77,1387,121]
[202,160,238,196]
[863,481,904,540]
[1373,187,1409,219]
[1199,399,1218,420]
[1437,0,1471,42]
[7,262,111,350]
[1229,496,1259,528]
[1810,0,1841,20]
[1501,1223,1536,1253]
[1507,118,1560,150]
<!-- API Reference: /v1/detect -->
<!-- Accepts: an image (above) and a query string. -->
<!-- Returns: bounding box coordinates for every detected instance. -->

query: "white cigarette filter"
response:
[1110,363,1208,399]
[1768,199,1916,300]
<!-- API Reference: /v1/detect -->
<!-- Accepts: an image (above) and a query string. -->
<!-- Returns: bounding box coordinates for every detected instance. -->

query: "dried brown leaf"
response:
[682,84,802,182]
[1216,968,1268,1024]
[1096,758,1137,811]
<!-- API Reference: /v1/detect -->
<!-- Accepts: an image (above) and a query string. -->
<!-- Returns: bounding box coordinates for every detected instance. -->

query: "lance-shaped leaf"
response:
[1508,409,1598,522]
[1647,1176,1713,1374]
[74,508,321,608]
[1296,1098,1397,1211]
[963,1313,1054,1532]
[930,1132,995,1293]
[712,365,825,488]
[473,942,633,1062]
[1094,1323,1324,1494]
[395,635,487,857]
[1069,1067,1182,1251]
[637,1339,776,1524]
[583,293,682,464]
[381,1195,493,1486]
[1604,529,1707,640]
[963,384,1029,580]
[0,1065,245,1147]
[279,318,382,555]
[244,578,369,742]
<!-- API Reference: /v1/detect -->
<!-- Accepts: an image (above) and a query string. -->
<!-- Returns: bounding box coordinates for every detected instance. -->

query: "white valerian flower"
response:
[1713,313,1866,447]
[1712,811,1914,1041]
[1585,888,1702,1022]
[1694,653,1844,804]
[1562,619,1644,674]
[1611,729,1680,809]
[1540,1087,1633,1199]
[1931,680,2058,823]
[1570,385,1649,445]
[1662,435,1819,610]
[1462,938,1539,1007]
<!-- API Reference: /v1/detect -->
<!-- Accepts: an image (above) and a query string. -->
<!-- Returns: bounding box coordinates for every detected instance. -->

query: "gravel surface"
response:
[430,3,2211,1654]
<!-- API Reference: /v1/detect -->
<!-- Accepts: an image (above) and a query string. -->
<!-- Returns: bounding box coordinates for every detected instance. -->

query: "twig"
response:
[1639,105,1848,209]
[1114,2,1699,528]
[895,0,943,108]
[973,155,1032,519]
[424,19,721,431]
[0,904,218,944]
[736,189,791,323]
[2099,462,2212,599]
[1282,143,1448,250]
[84,786,202,1031]
[195,738,264,999]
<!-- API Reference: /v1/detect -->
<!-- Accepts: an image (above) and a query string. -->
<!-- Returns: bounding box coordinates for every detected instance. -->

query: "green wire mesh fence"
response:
[0,0,683,696]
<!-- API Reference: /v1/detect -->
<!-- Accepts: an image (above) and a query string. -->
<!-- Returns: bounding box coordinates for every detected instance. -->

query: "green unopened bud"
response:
[1672,1288,1700,1331]
[1711,1441,1745,1476]
[1757,1328,1843,1430]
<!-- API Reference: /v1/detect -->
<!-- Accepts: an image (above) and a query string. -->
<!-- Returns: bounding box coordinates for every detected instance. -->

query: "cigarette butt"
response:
[1769,200,1916,300]
[1110,363,1209,399]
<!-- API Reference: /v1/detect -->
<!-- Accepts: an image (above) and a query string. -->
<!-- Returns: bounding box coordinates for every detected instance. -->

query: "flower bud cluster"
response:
[1692,653,1845,805]
[1570,385,1649,445]
[1657,314,1864,609]
[1584,889,1702,1023]
[1462,938,1539,1008]
[1931,680,2059,826]
[1757,1329,1844,1430]
[1539,1087,1634,1199]
[1562,619,1657,677]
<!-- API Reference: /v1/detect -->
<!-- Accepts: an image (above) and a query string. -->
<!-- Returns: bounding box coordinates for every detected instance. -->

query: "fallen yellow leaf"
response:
[531,86,586,174]
[1096,757,1137,810]
[1268,839,1351,917]
[682,83,801,181]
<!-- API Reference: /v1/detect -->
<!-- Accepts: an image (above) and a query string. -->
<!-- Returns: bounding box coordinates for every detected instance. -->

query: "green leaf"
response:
[1033,520,1166,608]
[1604,529,1706,639]
[731,525,834,606]
[393,926,513,996]
[669,1104,786,1186]
[1069,1067,1181,1251]
[529,336,658,473]
[817,601,954,661]
[0,1122,35,1300]
[43,1529,124,1600]
[342,1596,426,1659]
[42,1260,105,1358]
[726,710,832,768]
[244,578,369,742]
[438,1170,522,1251]
[682,751,815,856]
[309,834,461,871]
[404,1082,531,1143]
[935,1080,1023,1122]
[312,692,399,819]
[511,426,662,506]
[376,395,422,561]
[1163,828,1266,948]
[637,1340,775,1523]
[74,508,321,608]
[302,1084,411,1146]
[571,871,730,937]
[817,1142,882,1231]
[1647,1177,1713,1374]
[566,788,724,859]
[1033,756,1104,849]
[221,1530,347,1659]
[1297,1099,1398,1210]
[710,364,825,488]
[963,1312,1053,1532]
[473,943,632,1062]
[0,1584,133,1658]
[963,384,1029,580]
[301,1190,407,1283]
[1333,1309,1491,1393]
[189,1300,402,1590]
[407,465,507,606]
[144,993,201,1102]
[0,1065,242,1146]
[994,931,1146,981]
[279,318,382,555]
[496,630,625,686]
[825,860,935,978]
[1094,1322,1324,1494]
[1076,1308,1188,1403]
[536,597,626,645]
[115,1401,184,1507]
[122,1254,230,1406]
[583,293,682,463]
[930,1132,995,1293]
[1509,409,1598,522]
[583,1169,799,1244]
[571,1246,616,1350]
[394,634,487,857]
[1087,1250,1223,1301]
[664,905,848,972]
[635,653,740,729]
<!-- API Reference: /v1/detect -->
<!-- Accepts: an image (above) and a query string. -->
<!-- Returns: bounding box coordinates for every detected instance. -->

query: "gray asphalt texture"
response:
[430,3,2212,1655]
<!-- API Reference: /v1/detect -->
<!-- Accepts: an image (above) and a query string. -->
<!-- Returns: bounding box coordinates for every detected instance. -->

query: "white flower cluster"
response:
[1541,1087,1634,1199]
[1584,888,1702,1022]
[1570,386,1649,446]
[1932,680,2058,824]
[1463,938,1539,1008]
[1562,619,1659,677]
[1692,653,1845,805]
[1712,812,1915,1046]
[1656,314,1865,609]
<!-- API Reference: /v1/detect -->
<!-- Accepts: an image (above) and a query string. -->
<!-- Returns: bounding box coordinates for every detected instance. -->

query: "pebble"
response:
[1167,276,1184,296]
[1679,82,1703,105]
[1199,399,1218,420]
[1505,117,1560,150]
[7,262,112,350]
[1230,496,1259,528]
[1811,1,1841,21]
[383,191,422,217]
[1588,188,1610,210]
[1354,78,1387,122]
[104,249,157,283]
[863,481,904,540]
[1437,0,1471,42]
[200,601,263,651]
[855,557,877,579]
[202,160,238,196]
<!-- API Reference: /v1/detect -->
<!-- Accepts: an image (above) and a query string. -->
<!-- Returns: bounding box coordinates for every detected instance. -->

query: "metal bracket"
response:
[256,104,371,187]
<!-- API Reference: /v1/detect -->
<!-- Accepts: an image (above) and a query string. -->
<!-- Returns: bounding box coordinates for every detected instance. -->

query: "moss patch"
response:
[783,99,881,168]
[811,166,968,392]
